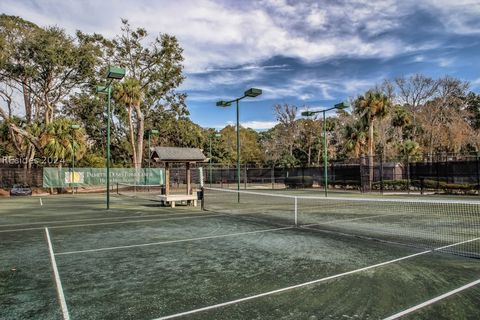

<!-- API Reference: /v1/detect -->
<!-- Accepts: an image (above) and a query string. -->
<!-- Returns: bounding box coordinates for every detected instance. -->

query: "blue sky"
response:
[1,0,480,130]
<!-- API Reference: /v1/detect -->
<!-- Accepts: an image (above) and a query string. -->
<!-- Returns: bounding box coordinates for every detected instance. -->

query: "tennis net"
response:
[116,183,164,201]
[203,187,480,258]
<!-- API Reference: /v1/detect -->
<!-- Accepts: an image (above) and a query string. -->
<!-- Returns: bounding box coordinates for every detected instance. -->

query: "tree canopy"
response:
[1,15,479,169]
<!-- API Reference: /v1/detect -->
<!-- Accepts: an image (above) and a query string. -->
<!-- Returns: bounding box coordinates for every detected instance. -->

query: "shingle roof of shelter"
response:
[151,147,206,162]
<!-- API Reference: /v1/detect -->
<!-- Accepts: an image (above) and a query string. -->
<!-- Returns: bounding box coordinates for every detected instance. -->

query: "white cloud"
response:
[471,78,480,88]
[0,0,421,74]
[241,120,278,130]
[211,120,277,130]
[306,6,327,29]
[437,57,455,67]
[342,78,379,95]
[1,0,477,105]
[420,0,480,34]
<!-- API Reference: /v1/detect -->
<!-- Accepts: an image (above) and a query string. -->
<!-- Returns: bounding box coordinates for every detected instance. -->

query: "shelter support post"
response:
[165,162,170,195]
[186,162,191,195]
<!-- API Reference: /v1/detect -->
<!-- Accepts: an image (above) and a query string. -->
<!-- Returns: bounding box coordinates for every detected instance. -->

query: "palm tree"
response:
[39,118,86,165]
[354,90,392,189]
[398,140,420,159]
[113,77,145,168]
[39,118,86,193]
[391,105,412,141]
[343,121,368,158]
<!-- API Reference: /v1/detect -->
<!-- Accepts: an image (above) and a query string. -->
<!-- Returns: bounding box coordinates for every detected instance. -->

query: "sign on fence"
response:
[43,168,164,188]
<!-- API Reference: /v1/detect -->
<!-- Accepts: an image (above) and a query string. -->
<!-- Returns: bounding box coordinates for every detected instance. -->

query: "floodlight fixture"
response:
[96,85,107,93]
[215,88,262,201]
[106,66,126,80]
[244,88,262,98]
[96,66,126,209]
[300,101,350,197]
[334,101,350,110]
[301,111,316,117]
[216,100,232,107]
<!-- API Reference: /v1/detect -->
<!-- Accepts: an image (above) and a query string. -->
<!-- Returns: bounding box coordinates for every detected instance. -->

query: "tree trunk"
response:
[127,106,137,168]
[134,104,144,169]
[44,91,53,125]
[22,80,32,124]
[307,146,311,166]
[9,127,23,154]
[25,144,35,169]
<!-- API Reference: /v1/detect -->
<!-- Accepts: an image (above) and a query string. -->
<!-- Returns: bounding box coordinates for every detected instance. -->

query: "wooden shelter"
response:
[150,147,206,207]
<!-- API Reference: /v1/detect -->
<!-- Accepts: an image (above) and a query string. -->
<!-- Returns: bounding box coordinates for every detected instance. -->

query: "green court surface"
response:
[1,194,480,320]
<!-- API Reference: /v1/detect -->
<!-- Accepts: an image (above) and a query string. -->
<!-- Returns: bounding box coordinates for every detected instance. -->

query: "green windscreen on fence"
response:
[43,168,164,188]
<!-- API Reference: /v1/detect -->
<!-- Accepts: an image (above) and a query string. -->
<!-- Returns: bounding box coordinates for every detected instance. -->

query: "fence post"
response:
[244,163,247,190]
[477,153,480,196]
[359,156,364,193]
[271,165,275,190]
[436,158,440,193]
[406,154,410,194]
[220,168,223,188]
[380,151,384,195]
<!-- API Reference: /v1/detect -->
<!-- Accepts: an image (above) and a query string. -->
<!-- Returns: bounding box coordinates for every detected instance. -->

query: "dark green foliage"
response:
[371,179,478,194]
[284,176,313,188]
[1,14,480,169]
[465,92,480,130]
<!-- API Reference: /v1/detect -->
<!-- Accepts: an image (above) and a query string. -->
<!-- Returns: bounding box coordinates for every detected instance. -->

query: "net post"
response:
[294,196,298,226]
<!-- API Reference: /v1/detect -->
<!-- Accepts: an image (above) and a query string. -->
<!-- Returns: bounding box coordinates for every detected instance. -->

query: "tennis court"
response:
[1,190,480,320]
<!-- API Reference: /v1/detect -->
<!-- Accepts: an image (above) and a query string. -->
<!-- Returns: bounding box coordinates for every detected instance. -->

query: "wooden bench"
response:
[157,194,198,208]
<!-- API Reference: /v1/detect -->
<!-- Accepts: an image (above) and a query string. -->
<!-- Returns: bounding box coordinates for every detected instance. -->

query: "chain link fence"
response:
[1,153,479,195]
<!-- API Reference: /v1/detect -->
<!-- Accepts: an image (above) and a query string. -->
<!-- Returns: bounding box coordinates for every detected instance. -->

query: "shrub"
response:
[285,176,313,188]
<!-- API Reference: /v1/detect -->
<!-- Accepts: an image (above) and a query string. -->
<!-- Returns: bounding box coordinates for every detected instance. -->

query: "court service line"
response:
[0,213,225,233]
[45,228,70,320]
[383,278,480,320]
[153,236,480,320]
[55,226,294,255]
[0,211,204,228]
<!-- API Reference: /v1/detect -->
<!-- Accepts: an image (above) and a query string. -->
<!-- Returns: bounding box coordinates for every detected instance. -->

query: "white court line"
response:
[0,211,202,228]
[153,236,480,320]
[55,226,293,255]
[383,278,480,320]
[45,228,70,320]
[0,213,224,233]
[55,212,402,255]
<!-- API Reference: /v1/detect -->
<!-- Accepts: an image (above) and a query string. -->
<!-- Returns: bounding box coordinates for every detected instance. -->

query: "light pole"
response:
[216,88,262,202]
[209,133,221,187]
[301,101,350,197]
[70,124,80,194]
[147,129,159,185]
[96,66,126,209]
